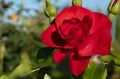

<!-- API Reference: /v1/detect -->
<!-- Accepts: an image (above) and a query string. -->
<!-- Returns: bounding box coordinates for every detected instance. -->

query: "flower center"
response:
[59,16,92,49]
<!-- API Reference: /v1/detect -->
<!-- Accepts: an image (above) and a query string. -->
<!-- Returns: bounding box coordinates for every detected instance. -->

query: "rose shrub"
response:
[42,6,112,76]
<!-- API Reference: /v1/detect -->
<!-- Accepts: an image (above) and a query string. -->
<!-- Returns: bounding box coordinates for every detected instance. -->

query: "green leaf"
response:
[110,51,120,66]
[100,51,120,66]
[37,47,54,66]
[37,66,53,79]
[83,62,107,79]
[37,47,54,60]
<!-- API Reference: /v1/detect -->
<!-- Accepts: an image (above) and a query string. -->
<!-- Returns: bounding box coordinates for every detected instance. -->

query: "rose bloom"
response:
[42,6,112,76]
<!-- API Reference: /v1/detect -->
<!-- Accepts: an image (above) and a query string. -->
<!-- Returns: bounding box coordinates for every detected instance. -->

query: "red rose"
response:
[42,6,112,76]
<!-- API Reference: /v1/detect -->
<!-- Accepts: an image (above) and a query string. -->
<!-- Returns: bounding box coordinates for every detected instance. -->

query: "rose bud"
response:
[108,0,120,14]
[44,0,57,22]
[72,0,82,6]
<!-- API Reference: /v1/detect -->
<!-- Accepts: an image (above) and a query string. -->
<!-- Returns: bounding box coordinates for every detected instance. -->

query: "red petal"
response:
[78,34,98,56]
[89,12,112,34]
[59,19,74,35]
[78,12,112,56]
[94,29,112,55]
[69,52,90,76]
[78,28,112,56]
[92,13,112,55]
[42,24,57,47]
[54,49,67,63]
[82,16,93,35]
[42,24,67,48]
[55,6,94,28]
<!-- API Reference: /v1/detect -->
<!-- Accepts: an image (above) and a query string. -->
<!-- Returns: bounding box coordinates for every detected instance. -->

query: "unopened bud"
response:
[72,0,82,6]
[108,0,120,14]
[44,0,57,22]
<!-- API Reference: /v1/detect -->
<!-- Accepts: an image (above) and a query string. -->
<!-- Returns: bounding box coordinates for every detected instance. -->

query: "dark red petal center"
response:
[51,31,66,46]
[58,16,93,50]
[50,15,93,49]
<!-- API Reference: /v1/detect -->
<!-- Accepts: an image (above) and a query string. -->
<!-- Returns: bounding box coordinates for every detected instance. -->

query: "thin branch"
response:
[20,68,40,78]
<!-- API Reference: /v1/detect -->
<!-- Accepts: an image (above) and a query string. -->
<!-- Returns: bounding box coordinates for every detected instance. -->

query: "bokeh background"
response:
[0,0,120,79]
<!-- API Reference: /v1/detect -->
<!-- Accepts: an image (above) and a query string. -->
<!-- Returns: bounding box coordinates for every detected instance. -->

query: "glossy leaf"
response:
[37,47,54,59]
[83,62,107,79]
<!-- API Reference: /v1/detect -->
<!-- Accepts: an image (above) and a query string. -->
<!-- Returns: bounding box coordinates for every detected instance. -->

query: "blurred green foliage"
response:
[0,0,120,79]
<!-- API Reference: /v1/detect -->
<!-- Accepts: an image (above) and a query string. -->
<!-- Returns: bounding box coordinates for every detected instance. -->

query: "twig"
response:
[20,68,40,78]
